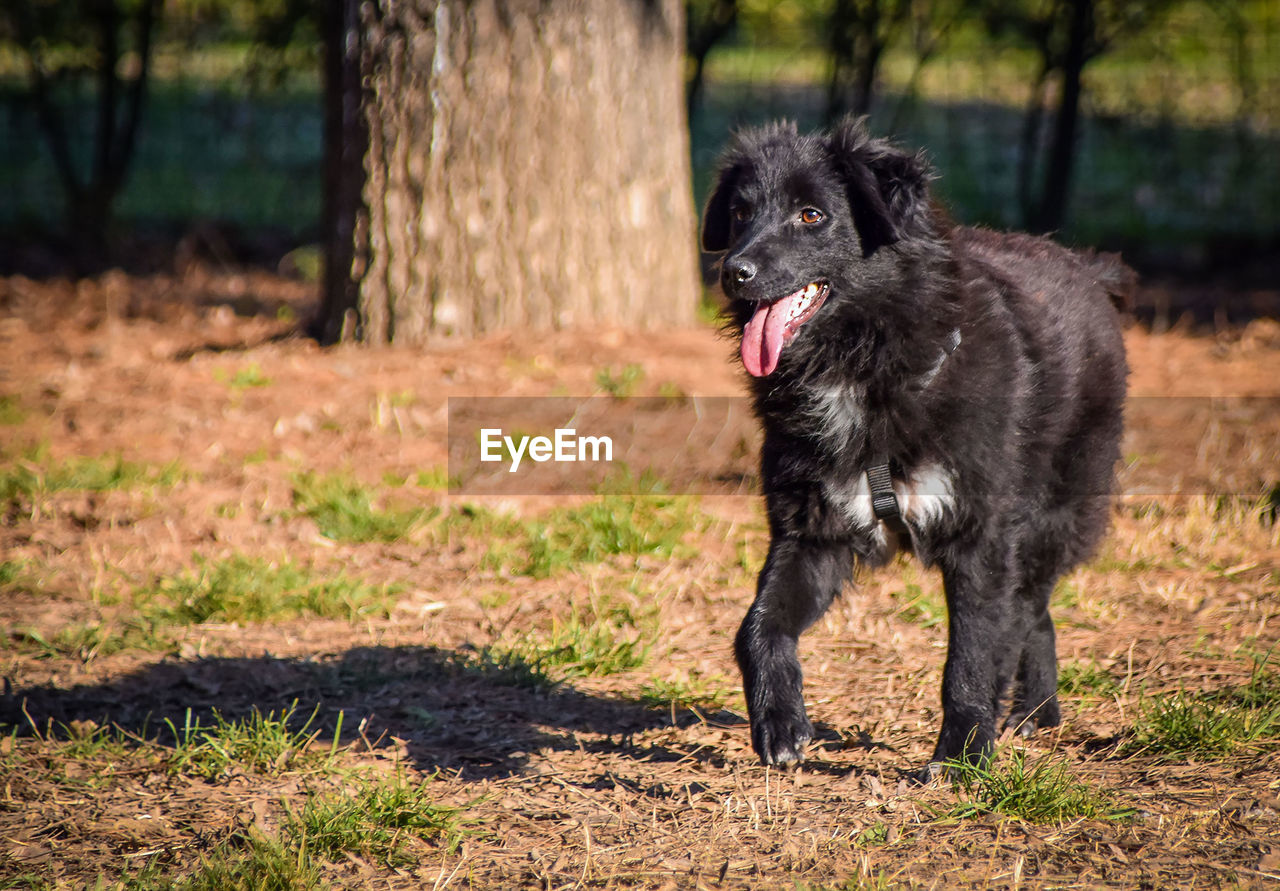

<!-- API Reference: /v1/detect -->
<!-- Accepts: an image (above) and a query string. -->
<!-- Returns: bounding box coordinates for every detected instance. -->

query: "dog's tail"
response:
[1087,251,1137,313]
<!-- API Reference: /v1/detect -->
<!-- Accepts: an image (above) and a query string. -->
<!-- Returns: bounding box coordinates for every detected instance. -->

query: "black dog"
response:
[701,119,1129,775]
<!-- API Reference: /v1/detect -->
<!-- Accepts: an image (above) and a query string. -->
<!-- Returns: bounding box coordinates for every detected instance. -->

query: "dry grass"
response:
[1,269,1278,888]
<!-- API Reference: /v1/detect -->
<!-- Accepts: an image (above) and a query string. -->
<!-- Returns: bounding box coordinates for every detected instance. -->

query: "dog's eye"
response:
[799,208,824,224]
[733,207,752,223]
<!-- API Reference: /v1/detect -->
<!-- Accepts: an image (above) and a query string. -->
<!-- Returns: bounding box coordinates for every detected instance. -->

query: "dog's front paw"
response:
[910,761,946,785]
[751,706,813,765]
[930,721,994,771]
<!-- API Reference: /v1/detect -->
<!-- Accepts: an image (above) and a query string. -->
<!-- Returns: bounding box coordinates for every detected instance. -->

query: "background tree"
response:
[686,0,738,119]
[239,0,321,90]
[980,0,1174,233]
[822,0,967,125]
[885,0,966,132]
[1210,0,1263,171]
[825,0,911,121]
[1,0,162,253]
[316,0,700,345]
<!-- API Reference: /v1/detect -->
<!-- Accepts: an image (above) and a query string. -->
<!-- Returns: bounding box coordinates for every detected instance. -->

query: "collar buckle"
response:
[866,458,911,542]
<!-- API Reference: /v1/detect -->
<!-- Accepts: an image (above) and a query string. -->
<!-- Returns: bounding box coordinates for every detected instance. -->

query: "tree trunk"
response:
[1031,0,1091,234]
[825,0,865,122]
[1015,62,1049,228]
[316,0,368,343]
[322,0,700,344]
[852,37,883,117]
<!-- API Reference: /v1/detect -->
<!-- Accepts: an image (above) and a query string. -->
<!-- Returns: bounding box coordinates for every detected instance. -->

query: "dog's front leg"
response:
[735,537,852,765]
[930,542,1020,771]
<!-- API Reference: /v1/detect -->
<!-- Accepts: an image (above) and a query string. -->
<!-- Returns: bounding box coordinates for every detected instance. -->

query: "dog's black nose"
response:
[728,258,757,284]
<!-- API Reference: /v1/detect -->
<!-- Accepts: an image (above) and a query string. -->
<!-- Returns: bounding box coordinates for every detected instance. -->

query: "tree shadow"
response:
[0,644,747,780]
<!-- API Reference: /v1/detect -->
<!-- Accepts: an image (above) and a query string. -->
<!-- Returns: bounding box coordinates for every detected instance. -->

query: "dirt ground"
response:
[1,266,1279,889]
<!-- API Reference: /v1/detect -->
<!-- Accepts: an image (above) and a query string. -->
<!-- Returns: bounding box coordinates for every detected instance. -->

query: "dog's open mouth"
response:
[740,281,829,377]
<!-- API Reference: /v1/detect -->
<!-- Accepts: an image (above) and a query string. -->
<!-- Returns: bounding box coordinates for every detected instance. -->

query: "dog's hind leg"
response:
[1005,594,1061,737]
[735,537,853,765]
[1005,507,1105,736]
[930,539,1021,770]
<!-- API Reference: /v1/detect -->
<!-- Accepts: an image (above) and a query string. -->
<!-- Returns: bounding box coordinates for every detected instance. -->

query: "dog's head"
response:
[701,119,933,377]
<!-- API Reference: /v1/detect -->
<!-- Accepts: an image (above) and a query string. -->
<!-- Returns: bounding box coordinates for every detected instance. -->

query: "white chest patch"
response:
[825,462,956,538]
[824,472,876,530]
[898,462,955,528]
[805,383,865,447]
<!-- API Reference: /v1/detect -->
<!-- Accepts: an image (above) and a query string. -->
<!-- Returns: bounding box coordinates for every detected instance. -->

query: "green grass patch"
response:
[414,465,452,491]
[2,708,344,797]
[1058,661,1120,698]
[214,362,272,391]
[464,646,559,690]
[512,608,650,679]
[382,465,457,491]
[171,830,324,891]
[142,773,471,886]
[480,595,656,686]
[852,823,892,849]
[288,772,474,865]
[0,394,26,425]
[890,582,946,629]
[697,291,726,327]
[592,465,670,496]
[6,620,174,662]
[638,676,730,711]
[1125,692,1277,758]
[1124,660,1280,759]
[1231,655,1280,710]
[142,555,401,624]
[431,504,525,551]
[280,245,323,285]
[940,749,1130,824]
[1051,580,1081,610]
[0,449,185,507]
[48,719,136,763]
[0,558,25,588]
[165,703,336,779]
[595,363,645,397]
[1,721,157,794]
[487,496,698,578]
[291,471,430,543]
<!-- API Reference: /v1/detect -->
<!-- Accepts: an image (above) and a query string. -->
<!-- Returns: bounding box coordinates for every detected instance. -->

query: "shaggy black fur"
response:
[701,119,1130,775]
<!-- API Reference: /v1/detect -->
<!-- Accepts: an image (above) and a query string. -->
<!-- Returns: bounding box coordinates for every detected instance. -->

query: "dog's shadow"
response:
[1,645,758,780]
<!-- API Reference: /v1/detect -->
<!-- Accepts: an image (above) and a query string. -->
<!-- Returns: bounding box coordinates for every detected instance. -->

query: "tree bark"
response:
[322,0,700,344]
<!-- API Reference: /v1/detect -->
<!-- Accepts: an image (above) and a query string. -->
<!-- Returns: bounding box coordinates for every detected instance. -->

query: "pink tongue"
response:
[741,292,803,377]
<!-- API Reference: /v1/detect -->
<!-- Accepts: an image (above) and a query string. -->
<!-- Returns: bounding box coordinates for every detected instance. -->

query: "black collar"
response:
[866,457,911,540]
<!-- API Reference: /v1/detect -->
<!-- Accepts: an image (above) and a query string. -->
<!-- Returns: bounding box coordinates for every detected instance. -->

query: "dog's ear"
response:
[700,162,742,253]
[829,118,930,256]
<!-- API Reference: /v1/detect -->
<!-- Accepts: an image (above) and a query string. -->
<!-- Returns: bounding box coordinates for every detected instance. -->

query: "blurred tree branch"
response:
[1,0,161,251]
[979,0,1176,233]
[825,0,912,121]
[887,0,966,132]
[243,0,321,91]
[686,0,737,118]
